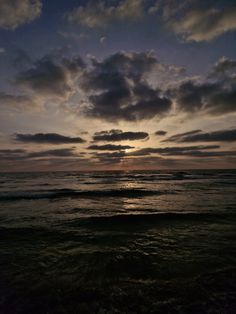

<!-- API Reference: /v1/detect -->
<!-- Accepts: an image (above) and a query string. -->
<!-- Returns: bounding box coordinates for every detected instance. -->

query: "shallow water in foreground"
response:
[0,170,236,313]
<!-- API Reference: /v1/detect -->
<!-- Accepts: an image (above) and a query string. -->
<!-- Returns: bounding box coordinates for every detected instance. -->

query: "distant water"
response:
[1,170,236,313]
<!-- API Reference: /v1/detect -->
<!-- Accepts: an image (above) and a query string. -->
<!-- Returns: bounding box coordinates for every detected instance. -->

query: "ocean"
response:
[0,170,236,313]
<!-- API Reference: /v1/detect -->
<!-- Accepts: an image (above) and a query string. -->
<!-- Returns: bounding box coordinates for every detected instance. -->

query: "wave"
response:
[79,212,233,225]
[1,212,234,237]
[87,173,207,182]
[0,188,172,201]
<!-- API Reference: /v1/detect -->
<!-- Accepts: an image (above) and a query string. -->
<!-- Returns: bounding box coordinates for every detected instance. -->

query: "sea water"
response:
[0,170,236,313]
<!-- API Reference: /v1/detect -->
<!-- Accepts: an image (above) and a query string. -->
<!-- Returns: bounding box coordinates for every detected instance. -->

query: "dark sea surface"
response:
[0,170,236,313]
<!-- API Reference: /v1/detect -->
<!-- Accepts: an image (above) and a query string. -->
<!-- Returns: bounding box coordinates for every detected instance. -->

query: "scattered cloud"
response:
[92,129,149,142]
[14,133,86,144]
[155,130,167,136]
[100,36,106,44]
[168,5,236,42]
[67,0,236,45]
[0,0,42,30]
[58,31,89,41]
[67,0,143,28]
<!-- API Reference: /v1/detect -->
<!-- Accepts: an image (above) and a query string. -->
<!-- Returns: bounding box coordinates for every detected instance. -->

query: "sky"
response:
[0,0,236,171]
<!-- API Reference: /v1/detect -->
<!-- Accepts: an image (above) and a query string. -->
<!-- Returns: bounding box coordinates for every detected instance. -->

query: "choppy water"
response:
[1,170,236,313]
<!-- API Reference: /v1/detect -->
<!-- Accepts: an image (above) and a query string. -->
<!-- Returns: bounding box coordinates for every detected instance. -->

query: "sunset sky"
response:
[0,0,236,171]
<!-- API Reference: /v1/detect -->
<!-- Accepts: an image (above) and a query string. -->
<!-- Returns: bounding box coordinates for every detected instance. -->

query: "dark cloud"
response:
[172,80,218,113]
[93,151,126,158]
[128,145,220,156]
[27,148,79,158]
[14,133,86,144]
[0,53,86,111]
[81,52,172,121]
[0,149,24,153]
[92,129,149,142]
[163,130,202,142]
[209,57,236,77]
[208,85,236,115]
[0,148,81,161]
[164,129,236,143]
[0,149,26,155]
[90,143,236,164]
[172,77,236,115]
[0,148,94,172]
[87,51,158,82]
[155,130,167,136]
[172,150,236,157]
[92,151,126,164]
[15,55,85,101]
[88,144,134,151]
[0,149,27,161]
[10,51,236,121]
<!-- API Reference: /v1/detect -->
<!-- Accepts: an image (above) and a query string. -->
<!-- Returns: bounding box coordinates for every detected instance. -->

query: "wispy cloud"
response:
[67,0,143,28]
[168,6,236,42]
